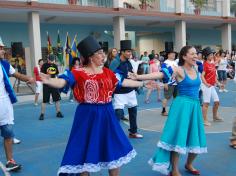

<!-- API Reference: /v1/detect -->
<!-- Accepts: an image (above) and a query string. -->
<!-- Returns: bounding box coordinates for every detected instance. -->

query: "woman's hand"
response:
[26,77,35,84]
[40,73,50,84]
[128,72,138,80]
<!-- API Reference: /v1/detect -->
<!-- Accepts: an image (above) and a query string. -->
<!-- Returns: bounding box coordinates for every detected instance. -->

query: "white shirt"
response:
[129,59,143,74]
[217,57,228,71]
[0,62,15,99]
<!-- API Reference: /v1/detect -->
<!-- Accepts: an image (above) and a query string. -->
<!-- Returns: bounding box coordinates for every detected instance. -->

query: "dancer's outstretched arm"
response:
[40,73,67,88]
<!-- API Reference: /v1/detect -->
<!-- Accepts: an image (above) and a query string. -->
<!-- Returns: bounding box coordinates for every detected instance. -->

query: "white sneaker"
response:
[223,89,228,92]
[13,138,21,144]
[219,89,223,93]
[34,102,38,106]
[70,99,74,102]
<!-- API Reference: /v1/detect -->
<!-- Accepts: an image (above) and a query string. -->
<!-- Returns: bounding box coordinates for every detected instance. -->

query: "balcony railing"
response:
[123,0,176,13]
[185,0,223,16]
[38,0,113,7]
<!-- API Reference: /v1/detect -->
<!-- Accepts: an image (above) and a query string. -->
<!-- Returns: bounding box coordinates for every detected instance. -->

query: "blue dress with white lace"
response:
[149,67,207,175]
[57,68,136,175]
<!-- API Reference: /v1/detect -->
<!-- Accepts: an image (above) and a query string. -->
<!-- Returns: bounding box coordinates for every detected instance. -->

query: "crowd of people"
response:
[0,34,236,176]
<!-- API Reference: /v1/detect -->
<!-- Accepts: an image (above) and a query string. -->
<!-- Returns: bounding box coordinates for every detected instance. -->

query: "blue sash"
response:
[0,60,17,103]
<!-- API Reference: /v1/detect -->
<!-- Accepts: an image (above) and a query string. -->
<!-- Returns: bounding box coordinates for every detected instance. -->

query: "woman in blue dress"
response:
[131,46,207,176]
[40,36,155,176]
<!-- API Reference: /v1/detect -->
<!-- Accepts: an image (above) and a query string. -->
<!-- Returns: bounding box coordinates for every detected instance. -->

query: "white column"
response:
[175,0,185,14]
[222,0,230,17]
[175,20,186,52]
[113,0,123,8]
[113,16,125,50]
[28,11,42,70]
[221,23,232,52]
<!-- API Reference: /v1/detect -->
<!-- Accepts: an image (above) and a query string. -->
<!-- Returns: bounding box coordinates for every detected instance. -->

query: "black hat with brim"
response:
[120,40,132,51]
[77,36,102,58]
[202,47,214,57]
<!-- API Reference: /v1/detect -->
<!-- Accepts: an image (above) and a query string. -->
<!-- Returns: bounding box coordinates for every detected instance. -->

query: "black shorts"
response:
[43,85,61,103]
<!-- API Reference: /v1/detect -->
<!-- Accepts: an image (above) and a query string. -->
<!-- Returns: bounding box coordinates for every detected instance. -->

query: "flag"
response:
[57,30,64,65]
[65,32,73,67]
[47,31,53,55]
[71,34,78,58]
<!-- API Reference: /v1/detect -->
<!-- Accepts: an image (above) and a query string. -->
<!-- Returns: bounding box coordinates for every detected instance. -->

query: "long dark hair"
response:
[178,46,194,66]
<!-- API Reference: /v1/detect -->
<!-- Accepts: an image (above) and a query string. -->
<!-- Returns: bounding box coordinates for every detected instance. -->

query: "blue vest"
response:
[0,59,17,103]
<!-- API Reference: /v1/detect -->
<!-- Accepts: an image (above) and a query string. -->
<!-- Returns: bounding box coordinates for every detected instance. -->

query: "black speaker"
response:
[11,42,23,57]
[165,42,173,52]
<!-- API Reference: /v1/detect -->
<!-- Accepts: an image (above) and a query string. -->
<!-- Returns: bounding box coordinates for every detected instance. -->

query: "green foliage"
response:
[193,0,206,8]
[139,0,155,4]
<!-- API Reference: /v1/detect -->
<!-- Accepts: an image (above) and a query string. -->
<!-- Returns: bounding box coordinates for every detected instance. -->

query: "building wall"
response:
[1,22,236,52]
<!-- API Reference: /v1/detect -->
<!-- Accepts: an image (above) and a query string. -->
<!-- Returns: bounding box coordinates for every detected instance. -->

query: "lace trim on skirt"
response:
[57,149,136,175]
[158,141,207,154]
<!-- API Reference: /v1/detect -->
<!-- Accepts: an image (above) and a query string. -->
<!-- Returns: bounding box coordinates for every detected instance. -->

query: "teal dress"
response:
[149,67,207,175]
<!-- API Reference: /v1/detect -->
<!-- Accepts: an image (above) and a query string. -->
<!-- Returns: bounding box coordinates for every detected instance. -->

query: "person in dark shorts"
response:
[39,54,63,120]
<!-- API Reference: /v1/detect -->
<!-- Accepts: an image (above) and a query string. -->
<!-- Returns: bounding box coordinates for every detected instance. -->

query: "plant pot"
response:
[139,3,148,10]
[194,8,201,15]
[68,0,77,5]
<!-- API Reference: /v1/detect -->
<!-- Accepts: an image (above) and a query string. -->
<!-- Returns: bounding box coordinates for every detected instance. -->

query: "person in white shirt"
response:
[0,37,34,171]
[217,50,229,92]
[161,50,178,116]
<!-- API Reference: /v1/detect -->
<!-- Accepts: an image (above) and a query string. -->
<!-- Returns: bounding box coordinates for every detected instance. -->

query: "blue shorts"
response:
[217,70,227,81]
[0,124,14,139]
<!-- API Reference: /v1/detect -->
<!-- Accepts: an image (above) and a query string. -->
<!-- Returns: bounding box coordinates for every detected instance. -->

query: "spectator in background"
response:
[201,47,223,126]
[39,54,63,120]
[145,54,162,103]
[141,51,150,74]
[68,57,80,102]
[104,48,118,68]
[33,59,44,106]
[230,117,236,149]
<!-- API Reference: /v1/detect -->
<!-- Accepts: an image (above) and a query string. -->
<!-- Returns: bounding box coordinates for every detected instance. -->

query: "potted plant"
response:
[139,0,155,10]
[193,0,206,15]
[68,0,77,5]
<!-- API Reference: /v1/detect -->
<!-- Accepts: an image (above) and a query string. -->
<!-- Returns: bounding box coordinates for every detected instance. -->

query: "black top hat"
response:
[196,48,202,54]
[202,47,214,57]
[120,40,131,51]
[48,54,56,61]
[77,36,102,58]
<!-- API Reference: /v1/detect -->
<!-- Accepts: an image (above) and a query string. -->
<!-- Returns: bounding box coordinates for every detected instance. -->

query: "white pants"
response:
[35,81,42,94]
[201,84,219,103]
[0,96,14,126]
[113,90,138,109]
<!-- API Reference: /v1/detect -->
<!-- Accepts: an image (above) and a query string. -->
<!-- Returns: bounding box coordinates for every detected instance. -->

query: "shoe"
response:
[34,102,38,106]
[204,121,211,126]
[70,99,74,102]
[223,89,228,92]
[185,165,200,175]
[121,117,129,121]
[129,133,143,139]
[56,112,64,118]
[229,143,236,149]
[213,117,224,122]
[161,112,168,116]
[13,138,21,144]
[219,89,223,93]
[49,101,53,105]
[39,114,44,120]
[145,99,150,104]
[5,159,21,172]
